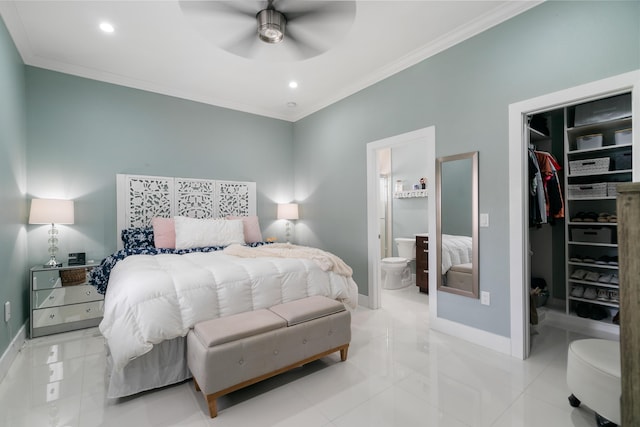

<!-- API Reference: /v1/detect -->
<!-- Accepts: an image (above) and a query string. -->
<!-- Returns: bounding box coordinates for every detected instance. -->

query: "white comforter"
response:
[100,251,358,371]
[441,234,473,273]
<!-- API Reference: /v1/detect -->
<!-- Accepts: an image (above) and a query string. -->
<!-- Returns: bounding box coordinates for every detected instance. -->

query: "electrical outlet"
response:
[480,213,489,227]
[4,301,10,322]
[480,291,490,306]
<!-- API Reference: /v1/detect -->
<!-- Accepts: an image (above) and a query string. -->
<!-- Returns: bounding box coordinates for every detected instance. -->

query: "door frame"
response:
[366,126,436,310]
[508,70,640,359]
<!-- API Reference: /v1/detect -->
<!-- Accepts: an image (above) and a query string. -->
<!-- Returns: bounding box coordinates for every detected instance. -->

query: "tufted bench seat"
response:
[187,295,351,418]
[567,338,621,426]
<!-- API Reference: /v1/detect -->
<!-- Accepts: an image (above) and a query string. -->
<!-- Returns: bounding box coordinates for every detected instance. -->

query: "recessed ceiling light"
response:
[287,102,297,108]
[288,81,298,89]
[99,22,115,33]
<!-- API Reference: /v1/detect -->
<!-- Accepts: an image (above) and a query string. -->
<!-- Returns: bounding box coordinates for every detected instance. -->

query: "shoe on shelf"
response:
[570,269,588,280]
[598,273,613,283]
[597,213,612,223]
[570,212,585,222]
[597,289,610,301]
[608,214,617,223]
[583,212,598,222]
[582,256,596,263]
[609,290,619,302]
[610,274,619,285]
[595,256,609,265]
[584,271,601,282]
[583,287,597,300]
[571,286,585,298]
[589,305,608,320]
[607,256,618,266]
[569,255,583,263]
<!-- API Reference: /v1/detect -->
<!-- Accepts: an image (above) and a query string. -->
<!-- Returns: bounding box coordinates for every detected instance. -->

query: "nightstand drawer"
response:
[32,301,104,329]
[33,285,103,309]
[32,270,62,290]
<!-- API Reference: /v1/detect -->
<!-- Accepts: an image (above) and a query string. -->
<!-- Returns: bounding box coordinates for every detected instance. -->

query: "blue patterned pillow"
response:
[121,226,155,249]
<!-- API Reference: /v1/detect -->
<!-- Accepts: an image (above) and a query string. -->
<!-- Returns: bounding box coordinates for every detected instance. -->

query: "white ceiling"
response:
[0,1,540,122]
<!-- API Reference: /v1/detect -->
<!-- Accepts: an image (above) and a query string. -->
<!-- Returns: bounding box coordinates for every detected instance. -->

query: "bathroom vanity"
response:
[415,234,429,293]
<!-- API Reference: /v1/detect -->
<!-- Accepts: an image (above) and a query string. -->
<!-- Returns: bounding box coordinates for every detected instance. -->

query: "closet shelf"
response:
[567,196,617,201]
[567,143,632,155]
[568,241,617,248]
[566,116,631,134]
[568,262,618,270]
[568,221,617,226]
[568,296,619,308]
[568,279,619,288]
[567,169,632,178]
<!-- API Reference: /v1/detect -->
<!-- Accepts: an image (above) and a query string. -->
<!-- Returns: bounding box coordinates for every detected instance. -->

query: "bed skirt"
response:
[106,336,191,399]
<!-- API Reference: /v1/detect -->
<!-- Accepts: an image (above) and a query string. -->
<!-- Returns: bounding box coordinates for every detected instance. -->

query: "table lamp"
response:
[29,198,75,268]
[277,203,299,243]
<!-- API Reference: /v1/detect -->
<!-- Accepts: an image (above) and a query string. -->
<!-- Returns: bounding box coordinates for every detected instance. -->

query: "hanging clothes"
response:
[535,150,565,222]
[529,149,547,227]
[529,149,564,227]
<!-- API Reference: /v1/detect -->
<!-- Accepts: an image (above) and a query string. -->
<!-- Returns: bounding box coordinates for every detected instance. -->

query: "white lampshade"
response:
[29,199,75,225]
[277,203,299,220]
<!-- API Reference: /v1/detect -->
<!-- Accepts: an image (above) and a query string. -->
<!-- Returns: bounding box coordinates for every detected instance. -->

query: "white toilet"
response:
[381,238,416,289]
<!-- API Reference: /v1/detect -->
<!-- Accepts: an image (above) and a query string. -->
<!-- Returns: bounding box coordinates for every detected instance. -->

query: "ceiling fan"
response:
[179,0,356,61]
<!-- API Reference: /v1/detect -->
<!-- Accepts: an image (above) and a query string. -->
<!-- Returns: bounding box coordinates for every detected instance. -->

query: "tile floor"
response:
[0,287,611,426]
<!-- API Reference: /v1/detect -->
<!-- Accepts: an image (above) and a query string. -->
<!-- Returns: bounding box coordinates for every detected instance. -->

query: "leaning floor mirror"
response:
[436,151,479,298]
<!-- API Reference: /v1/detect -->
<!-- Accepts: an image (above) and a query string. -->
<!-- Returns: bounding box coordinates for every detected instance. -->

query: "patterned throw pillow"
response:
[121,226,155,249]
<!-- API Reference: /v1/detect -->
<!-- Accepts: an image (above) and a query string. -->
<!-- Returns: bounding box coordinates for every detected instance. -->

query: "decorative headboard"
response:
[116,174,256,249]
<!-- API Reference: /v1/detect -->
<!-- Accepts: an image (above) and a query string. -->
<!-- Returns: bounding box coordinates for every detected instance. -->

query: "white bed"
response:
[440,234,473,290]
[98,174,358,398]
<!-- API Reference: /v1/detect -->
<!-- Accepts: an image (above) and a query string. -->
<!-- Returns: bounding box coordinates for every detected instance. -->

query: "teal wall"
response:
[0,15,27,357]
[1,1,639,359]
[293,1,640,336]
[25,68,295,267]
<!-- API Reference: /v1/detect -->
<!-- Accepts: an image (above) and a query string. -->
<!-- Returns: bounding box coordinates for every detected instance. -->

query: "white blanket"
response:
[100,251,358,371]
[441,234,473,274]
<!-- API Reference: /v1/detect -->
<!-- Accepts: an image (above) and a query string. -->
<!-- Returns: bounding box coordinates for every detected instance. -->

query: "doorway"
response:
[508,71,639,359]
[366,126,436,310]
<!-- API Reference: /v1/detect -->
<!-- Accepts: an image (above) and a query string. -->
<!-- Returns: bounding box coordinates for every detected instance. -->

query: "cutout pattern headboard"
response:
[116,174,256,248]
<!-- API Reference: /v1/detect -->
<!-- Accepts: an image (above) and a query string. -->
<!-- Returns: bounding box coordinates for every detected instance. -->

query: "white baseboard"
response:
[0,323,27,384]
[431,316,511,356]
[357,293,370,309]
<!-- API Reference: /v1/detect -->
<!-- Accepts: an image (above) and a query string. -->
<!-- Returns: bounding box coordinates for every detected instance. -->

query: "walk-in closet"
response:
[527,92,633,338]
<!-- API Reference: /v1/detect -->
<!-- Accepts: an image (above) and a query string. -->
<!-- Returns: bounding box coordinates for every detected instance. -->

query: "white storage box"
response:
[568,183,607,199]
[571,227,612,244]
[614,128,631,145]
[569,158,610,176]
[576,134,603,150]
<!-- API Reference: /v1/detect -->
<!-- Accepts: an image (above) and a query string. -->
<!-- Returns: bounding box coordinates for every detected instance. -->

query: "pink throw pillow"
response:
[152,217,176,249]
[227,215,263,243]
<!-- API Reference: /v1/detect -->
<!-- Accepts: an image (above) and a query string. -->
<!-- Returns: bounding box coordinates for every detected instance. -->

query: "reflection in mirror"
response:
[436,151,478,298]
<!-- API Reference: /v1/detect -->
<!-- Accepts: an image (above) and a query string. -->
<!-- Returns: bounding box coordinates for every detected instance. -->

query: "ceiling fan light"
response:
[257,9,286,44]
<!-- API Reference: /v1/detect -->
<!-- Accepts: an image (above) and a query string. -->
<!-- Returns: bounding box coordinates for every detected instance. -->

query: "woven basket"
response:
[60,268,87,286]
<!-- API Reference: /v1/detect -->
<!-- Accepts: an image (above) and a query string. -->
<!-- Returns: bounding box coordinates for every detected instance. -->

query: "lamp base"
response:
[44,256,62,268]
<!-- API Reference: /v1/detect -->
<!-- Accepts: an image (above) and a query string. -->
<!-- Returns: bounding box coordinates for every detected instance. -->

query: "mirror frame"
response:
[436,151,479,298]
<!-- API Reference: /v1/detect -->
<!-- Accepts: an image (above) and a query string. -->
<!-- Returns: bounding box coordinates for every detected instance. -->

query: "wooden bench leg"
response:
[194,377,201,392]
[206,394,218,418]
[340,344,349,361]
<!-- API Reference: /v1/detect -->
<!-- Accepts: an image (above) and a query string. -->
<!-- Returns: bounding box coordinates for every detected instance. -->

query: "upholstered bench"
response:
[567,338,621,426]
[187,295,351,418]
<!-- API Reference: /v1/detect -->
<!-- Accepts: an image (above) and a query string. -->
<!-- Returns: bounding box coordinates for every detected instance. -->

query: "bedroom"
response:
[1,1,639,426]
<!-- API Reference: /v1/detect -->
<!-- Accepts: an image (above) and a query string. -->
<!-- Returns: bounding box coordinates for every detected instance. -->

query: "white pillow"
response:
[174,216,245,249]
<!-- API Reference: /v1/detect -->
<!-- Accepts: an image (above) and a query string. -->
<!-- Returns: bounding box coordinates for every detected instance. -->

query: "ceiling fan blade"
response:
[220,26,262,59]
[281,1,356,24]
[179,1,258,21]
